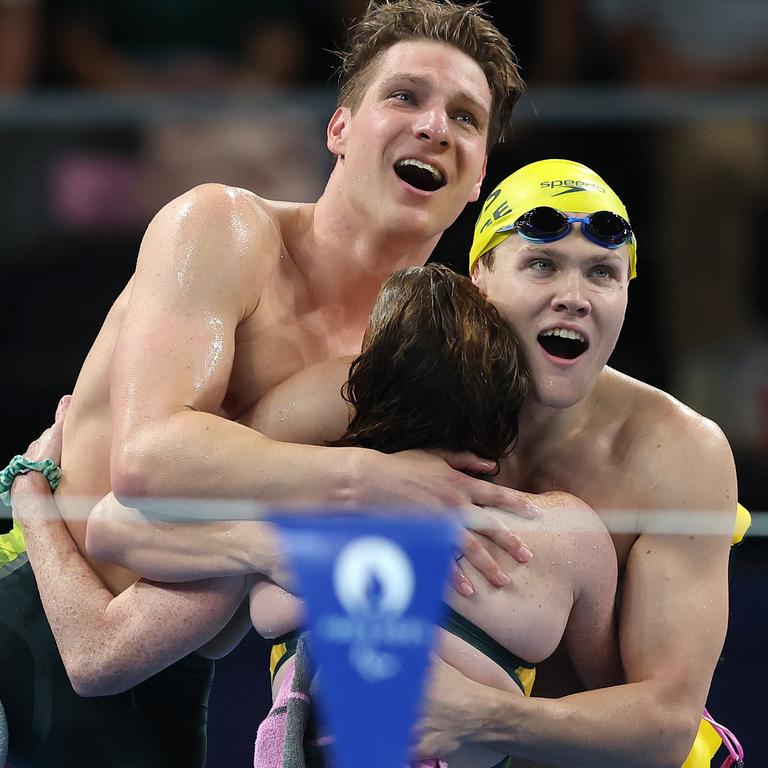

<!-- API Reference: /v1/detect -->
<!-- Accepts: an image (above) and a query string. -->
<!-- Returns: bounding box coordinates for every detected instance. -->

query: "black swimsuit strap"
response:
[272,629,301,680]
[438,602,534,693]
[272,608,534,694]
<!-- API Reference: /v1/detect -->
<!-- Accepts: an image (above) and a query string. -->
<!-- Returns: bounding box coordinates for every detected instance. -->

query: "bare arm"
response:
[416,418,735,768]
[86,494,284,582]
[13,474,248,696]
[94,324,535,587]
[7,397,249,695]
[248,576,303,639]
[109,183,360,508]
[107,185,534,517]
[86,486,532,601]
[86,354,355,581]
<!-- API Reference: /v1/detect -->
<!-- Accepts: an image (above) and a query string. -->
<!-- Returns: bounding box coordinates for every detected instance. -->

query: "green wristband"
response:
[0,455,62,508]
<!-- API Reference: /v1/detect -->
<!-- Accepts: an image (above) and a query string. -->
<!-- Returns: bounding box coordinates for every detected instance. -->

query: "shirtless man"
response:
[412,159,743,768]
[0,2,529,765]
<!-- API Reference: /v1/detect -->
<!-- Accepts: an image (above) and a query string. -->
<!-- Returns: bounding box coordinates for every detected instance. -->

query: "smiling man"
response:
[415,159,745,768]
[0,3,530,766]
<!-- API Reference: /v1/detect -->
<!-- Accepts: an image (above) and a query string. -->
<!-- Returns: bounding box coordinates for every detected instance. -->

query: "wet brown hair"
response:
[337,0,524,148]
[332,263,529,461]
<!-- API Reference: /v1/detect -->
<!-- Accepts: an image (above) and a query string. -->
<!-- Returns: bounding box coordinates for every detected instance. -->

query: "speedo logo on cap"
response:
[541,179,607,195]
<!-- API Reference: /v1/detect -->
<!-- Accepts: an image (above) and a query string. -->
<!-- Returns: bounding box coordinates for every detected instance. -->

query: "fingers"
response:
[484,529,533,564]
[465,481,539,519]
[24,430,49,462]
[450,556,475,597]
[438,450,497,476]
[55,395,72,422]
[23,396,70,464]
[463,504,533,565]
[458,530,511,587]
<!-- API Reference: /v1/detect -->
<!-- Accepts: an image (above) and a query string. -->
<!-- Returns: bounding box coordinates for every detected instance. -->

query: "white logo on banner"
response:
[334,536,414,615]
[317,536,431,682]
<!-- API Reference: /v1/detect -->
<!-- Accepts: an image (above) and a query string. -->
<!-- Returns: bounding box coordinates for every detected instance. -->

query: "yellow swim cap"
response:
[469,159,637,279]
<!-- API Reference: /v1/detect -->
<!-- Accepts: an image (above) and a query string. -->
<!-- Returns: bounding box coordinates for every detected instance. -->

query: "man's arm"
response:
[87,352,356,583]
[108,182,354,506]
[89,338,536,587]
[416,417,735,768]
[86,489,532,597]
[107,184,537,516]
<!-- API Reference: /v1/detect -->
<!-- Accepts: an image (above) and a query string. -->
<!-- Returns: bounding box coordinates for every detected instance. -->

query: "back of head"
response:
[334,263,529,461]
[338,0,523,148]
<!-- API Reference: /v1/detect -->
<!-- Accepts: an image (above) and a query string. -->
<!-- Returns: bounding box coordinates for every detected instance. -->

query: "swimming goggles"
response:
[501,206,634,250]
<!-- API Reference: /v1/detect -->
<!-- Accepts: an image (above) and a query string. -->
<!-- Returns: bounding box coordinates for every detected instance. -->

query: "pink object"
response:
[49,152,144,231]
[254,657,308,768]
[703,708,744,768]
[253,654,448,768]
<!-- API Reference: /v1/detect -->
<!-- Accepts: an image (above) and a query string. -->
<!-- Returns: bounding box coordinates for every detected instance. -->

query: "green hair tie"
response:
[0,455,62,508]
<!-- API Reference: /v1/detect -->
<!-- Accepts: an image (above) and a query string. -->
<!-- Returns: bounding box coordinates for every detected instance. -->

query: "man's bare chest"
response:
[222,303,365,419]
[496,454,642,570]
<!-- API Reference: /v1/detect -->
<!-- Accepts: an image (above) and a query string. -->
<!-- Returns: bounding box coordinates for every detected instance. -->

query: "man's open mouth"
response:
[394,159,446,192]
[537,328,589,360]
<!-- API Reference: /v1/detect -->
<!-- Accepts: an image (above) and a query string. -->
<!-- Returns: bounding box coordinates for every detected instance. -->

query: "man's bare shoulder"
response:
[147,184,301,268]
[134,184,316,319]
[155,182,274,223]
[603,368,729,456]
[601,368,735,511]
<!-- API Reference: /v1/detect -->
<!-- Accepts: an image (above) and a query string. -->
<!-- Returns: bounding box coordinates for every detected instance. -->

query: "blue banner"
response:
[271,510,460,768]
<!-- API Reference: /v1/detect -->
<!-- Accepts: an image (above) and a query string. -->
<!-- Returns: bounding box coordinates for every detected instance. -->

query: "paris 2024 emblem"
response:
[316,535,433,682]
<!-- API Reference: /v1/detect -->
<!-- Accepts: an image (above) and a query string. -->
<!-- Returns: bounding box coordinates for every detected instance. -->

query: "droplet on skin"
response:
[172,198,201,291]
[278,402,297,423]
[194,315,226,392]
[225,186,252,257]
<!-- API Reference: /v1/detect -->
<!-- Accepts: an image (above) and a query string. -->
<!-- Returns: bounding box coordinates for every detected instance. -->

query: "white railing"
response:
[1,87,767,128]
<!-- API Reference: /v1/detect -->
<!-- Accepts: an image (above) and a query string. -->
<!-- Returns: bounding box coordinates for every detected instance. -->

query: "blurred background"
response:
[1,0,765,764]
